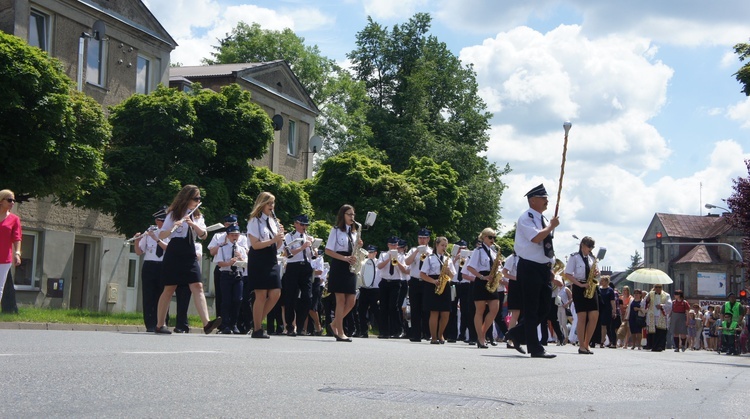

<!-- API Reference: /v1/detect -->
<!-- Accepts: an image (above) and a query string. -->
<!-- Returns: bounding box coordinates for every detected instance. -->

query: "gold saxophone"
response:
[435,254,452,295]
[349,222,368,274]
[583,256,599,299]
[486,249,503,293]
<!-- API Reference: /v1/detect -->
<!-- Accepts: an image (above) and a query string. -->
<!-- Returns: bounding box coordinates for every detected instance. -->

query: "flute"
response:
[170,202,202,233]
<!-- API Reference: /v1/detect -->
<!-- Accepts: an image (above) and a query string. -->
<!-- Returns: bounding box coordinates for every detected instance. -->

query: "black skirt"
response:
[248,244,281,290]
[161,237,202,286]
[328,252,356,295]
[572,283,598,312]
[472,271,499,301]
[422,276,451,312]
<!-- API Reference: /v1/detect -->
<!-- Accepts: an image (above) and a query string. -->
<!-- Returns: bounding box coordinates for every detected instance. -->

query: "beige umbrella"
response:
[626,268,673,285]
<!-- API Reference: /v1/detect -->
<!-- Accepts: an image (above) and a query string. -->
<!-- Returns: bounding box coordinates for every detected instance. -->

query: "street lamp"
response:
[705,203,730,212]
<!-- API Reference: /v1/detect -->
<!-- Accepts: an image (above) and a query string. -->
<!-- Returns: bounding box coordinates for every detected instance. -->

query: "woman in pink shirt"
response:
[0,189,22,303]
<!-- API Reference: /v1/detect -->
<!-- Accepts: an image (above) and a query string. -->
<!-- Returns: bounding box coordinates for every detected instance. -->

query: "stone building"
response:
[641,212,744,303]
[1,0,175,312]
[169,61,320,181]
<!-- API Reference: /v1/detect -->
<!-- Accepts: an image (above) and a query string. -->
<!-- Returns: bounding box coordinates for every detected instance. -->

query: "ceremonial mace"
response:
[554,121,572,217]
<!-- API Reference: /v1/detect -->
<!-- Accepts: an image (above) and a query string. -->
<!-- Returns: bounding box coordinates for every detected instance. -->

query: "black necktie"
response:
[156,239,163,258]
[301,233,308,262]
[389,257,394,276]
[541,215,555,258]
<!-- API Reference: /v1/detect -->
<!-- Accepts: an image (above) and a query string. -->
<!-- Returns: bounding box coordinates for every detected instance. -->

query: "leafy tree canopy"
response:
[85,84,274,235]
[205,22,372,163]
[725,159,750,281]
[734,42,750,96]
[0,32,109,202]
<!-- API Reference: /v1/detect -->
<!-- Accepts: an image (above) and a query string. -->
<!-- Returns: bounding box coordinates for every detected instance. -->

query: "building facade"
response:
[1,0,175,312]
[170,61,320,181]
[641,212,745,303]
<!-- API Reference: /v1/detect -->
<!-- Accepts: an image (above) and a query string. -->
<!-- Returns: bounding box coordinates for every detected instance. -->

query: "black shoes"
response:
[287,331,297,337]
[507,338,526,354]
[578,348,593,355]
[251,329,270,339]
[335,335,353,342]
[530,351,557,359]
[477,342,488,349]
[378,335,389,339]
[409,338,421,342]
[203,317,222,335]
[219,328,233,334]
[154,326,171,334]
[173,328,188,334]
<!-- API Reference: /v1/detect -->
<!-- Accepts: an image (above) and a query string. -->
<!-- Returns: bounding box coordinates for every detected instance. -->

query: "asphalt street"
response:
[0,328,748,418]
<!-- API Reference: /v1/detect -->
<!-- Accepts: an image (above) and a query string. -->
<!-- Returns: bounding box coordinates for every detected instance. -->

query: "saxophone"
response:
[583,256,599,299]
[486,248,503,293]
[349,222,368,274]
[435,254,452,295]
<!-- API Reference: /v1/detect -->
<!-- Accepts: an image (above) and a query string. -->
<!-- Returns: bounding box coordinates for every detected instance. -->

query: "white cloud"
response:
[362,0,429,20]
[147,2,332,66]
[466,24,750,270]
[726,97,750,129]
[436,0,750,47]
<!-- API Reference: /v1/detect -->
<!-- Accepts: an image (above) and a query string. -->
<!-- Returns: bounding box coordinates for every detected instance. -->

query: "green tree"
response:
[347,13,507,235]
[0,32,109,202]
[725,159,750,282]
[87,85,274,236]
[627,250,643,275]
[733,41,750,96]
[237,166,314,226]
[206,22,372,159]
[308,152,421,247]
[402,156,466,240]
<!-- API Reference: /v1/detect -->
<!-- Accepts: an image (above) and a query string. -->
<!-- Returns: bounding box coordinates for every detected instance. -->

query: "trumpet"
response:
[390,249,399,266]
[123,225,158,246]
[170,202,202,233]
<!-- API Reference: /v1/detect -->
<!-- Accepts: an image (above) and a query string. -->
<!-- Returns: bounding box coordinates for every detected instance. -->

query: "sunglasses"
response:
[5,198,15,203]
[345,212,355,217]
[192,197,202,202]
[487,236,496,240]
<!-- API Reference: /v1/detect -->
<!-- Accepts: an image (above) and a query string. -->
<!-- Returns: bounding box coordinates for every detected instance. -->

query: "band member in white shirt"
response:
[134,206,169,332]
[246,192,285,339]
[154,185,221,335]
[420,237,456,344]
[281,214,315,336]
[563,236,599,354]
[324,204,362,342]
[405,228,432,342]
[466,228,500,349]
[377,236,408,339]
[208,214,246,319]
[214,224,247,334]
[356,245,380,338]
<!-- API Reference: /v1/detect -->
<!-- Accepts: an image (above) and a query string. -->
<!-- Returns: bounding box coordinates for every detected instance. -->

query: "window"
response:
[647,247,653,265]
[14,232,39,289]
[287,120,297,156]
[29,10,50,51]
[136,55,150,94]
[86,37,106,87]
[659,246,665,263]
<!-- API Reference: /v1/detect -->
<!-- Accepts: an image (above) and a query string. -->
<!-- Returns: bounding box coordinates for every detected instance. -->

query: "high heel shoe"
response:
[477,341,488,349]
[335,334,352,342]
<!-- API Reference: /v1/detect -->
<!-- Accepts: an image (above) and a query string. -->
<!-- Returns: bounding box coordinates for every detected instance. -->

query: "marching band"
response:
[133,182,629,359]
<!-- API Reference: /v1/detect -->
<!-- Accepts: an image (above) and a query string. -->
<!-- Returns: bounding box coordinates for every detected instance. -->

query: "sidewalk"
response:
[0,322,144,332]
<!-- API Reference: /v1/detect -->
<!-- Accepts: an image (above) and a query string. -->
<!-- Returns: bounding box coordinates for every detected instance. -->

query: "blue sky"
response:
[145,0,750,270]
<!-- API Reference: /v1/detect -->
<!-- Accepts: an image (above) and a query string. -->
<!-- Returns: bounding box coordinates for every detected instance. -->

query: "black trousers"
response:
[358,287,379,335]
[282,262,313,332]
[408,277,424,340]
[175,284,191,331]
[457,282,477,342]
[213,265,222,319]
[141,261,163,330]
[446,284,458,340]
[540,298,565,344]
[397,281,408,335]
[220,271,243,329]
[237,276,253,333]
[489,291,508,341]
[379,280,401,337]
[508,258,551,355]
[652,328,668,351]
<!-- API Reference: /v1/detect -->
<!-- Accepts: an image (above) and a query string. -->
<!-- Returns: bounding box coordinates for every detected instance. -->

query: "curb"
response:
[0,322,145,333]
